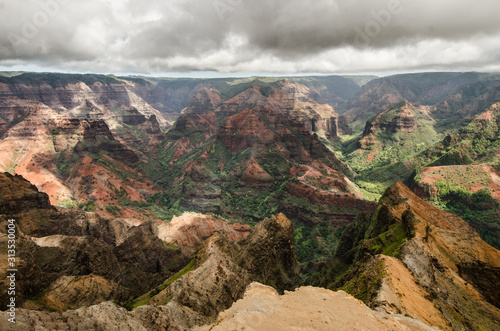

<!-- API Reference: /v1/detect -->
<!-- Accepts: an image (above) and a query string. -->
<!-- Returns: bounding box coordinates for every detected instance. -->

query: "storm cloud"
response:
[1,0,500,74]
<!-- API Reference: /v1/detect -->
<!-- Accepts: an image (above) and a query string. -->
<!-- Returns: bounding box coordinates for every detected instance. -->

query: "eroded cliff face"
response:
[361,100,418,138]
[357,100,434,150]
[0,80,171,130]
[310,181,500,330]
[0,208,301,330]
[0,75,194,220]
[161,85,370,225]
[157,212,251,250]
[0,301,184,331]
[382,182,500,330]
[0,173,253,316]
[147,213,300,328]
[215,83,340,139]
[0,94,162,219]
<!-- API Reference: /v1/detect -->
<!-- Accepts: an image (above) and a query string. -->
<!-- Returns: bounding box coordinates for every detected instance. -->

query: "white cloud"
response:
[1,0,500,75]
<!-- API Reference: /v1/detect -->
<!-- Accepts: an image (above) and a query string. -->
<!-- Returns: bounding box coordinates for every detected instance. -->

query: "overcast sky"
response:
[1,0,500,76]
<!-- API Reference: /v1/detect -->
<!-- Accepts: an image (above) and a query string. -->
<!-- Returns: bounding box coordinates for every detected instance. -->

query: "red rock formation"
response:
[157,212,251,249]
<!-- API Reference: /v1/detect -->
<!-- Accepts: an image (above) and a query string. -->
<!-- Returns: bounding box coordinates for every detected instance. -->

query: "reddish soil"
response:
[419,164,500,200]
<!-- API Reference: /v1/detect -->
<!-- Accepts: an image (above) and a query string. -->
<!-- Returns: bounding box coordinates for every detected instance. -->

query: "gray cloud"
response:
[1,0,500,74]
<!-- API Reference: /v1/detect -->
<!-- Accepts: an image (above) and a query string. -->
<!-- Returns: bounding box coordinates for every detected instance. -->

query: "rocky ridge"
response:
[0,173,253,316]
[0,211,301,330]
[307,181,500,330]
[196,283,439,331]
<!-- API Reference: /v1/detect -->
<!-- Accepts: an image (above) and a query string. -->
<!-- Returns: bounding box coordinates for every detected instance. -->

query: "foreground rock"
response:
[196,282,438,331]
[0,213,301,330]
[1,283,437,331]
[0,302,183,331]
[149,213,301,328]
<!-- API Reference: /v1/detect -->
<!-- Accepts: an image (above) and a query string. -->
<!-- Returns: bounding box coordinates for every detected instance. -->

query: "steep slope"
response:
[0,172,188,311]
[287,75,371,112]
[421,102,500,168]
[307,182,500,330]
[342,72,488,132]
[432,78,500,131]
[0,173,249,314]
[0,73,205,128]
[157,83,377,261]
[157,212,251,250]
[346,100,440,196]
[144,213,300,328]
[0,101,162,218]
[410,101,500,248]
[1,213,301,330]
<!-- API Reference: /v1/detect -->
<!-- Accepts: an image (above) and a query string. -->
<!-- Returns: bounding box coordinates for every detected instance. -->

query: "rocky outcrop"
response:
[214,83,341,138]
[372,255,450,330]
[185,87,222,114]
[196,283,439,331]
[304,116,339,138]
[40,275,128,311]
[384,183,500,322]
[0,213,301,330]
[0,173,190,311]
[157,212,251,250]
[362,100,418,138]
[311,182,500,330]
[76,119,140,164]
[0,301,184,331]
[0,172,54,214]
[339,183,500,330]
[234,213,301,291]
[148,213,301,329]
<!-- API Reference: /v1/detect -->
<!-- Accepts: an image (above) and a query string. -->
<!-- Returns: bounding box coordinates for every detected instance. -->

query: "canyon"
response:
[1,71,500,330]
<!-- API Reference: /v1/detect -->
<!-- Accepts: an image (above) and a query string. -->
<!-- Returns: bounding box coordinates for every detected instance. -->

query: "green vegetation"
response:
[294,225,346,262]
[118,193,182,222]
[433,79,500,131]
[124,258,196,310]
[199,77,282,101]
[305,203,411,290]
[330,101,442,196]
[430,180,500,249]
[54,199,77,209]
[341,260,385,302]
[427,103,500,167]
[78,198,97,212]
[363,223,407,257]
[105,204,122,216]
